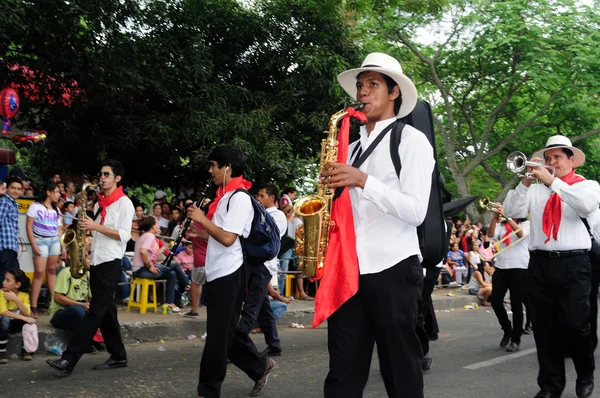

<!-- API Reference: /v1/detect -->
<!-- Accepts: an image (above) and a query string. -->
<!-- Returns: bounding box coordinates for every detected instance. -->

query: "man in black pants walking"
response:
[47,159,134,376]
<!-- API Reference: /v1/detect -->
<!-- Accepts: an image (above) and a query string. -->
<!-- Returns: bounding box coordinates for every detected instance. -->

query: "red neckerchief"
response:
[502,220,515,245]
[206,176,252,221]
[542,170,585,243]
[96,186,126,225]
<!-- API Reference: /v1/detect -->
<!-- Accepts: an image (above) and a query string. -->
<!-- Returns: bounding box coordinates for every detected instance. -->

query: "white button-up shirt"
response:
[205,191,253,282]
[504,178,600,251]
[348,117,434,275]
[90,196,134,266]
[264,207,287,276]
[493,220,530,269]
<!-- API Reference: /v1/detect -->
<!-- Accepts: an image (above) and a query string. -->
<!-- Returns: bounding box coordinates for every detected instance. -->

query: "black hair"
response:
[209,145,245,178]
[64,201,75,209]
[258,183,278,202]
[138,216,157,232]
[356,71,403,116]
[136,203,146,211]
[7,268,30,292]
[4,176,23,187]
[281,186,296,195]
[38,182,60,213]
[64,180,75,190]
[562,148,574,158]
[101,159,125,186]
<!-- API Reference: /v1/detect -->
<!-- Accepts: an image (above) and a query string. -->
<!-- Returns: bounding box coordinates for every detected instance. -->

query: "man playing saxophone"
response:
[47,159,134,376]
[319,53,434,398]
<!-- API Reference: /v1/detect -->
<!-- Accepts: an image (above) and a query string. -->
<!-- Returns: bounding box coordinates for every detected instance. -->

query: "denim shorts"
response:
[34,235,61,257]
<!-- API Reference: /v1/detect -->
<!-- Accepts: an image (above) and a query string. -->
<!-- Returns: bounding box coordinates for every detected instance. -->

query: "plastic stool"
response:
[285,274,301,298]
[127,278,158,314]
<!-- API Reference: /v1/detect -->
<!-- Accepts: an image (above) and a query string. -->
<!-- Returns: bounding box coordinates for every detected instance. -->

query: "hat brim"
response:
[337,66,418,118]
[532,145,585,168]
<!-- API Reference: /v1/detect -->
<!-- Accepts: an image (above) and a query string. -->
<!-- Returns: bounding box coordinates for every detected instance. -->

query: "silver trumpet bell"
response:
[506,151,555,179]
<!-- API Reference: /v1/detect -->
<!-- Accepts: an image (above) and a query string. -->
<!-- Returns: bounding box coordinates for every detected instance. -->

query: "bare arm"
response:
[54,292,90,310]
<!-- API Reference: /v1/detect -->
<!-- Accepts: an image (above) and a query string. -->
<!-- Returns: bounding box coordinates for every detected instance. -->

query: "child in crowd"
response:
[175,240,194,279]
[63,201,75,227]
[0,269,36,363]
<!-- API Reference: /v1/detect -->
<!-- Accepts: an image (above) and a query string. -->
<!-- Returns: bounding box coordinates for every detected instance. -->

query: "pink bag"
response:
[22,323,39,353]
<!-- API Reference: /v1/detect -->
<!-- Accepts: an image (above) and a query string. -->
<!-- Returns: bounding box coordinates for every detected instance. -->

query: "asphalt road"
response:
[1,309,596,398]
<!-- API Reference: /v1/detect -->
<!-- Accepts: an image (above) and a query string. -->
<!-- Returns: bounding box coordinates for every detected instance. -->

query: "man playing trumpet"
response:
[504,135,599,398]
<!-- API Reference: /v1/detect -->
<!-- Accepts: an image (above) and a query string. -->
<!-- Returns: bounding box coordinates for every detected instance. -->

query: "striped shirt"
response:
[0,194,19,253]
[26,202,60,237]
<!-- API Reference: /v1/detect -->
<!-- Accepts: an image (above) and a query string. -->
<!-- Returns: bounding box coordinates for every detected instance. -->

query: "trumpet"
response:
[479,196,503,214]
[506,151,555,179]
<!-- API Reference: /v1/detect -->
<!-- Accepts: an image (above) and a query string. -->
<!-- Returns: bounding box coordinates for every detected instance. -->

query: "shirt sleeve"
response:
[504,182,530,219]
[361,129,435,226]
[552,179,600,217]
[26,202,38,218]
[19,292,30,315]
[54,269,70,295]
[0,291,7,314]
[222,193,253,237]
[116,199,135,244]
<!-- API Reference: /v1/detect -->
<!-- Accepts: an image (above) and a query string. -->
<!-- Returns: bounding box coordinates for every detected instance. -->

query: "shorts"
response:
[191,267,206,286]
[34,236,61,257]
[469,287,483,300]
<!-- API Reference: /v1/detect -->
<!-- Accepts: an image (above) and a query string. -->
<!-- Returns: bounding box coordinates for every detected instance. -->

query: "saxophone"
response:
[60,182,98,279]
[294,103,364,280]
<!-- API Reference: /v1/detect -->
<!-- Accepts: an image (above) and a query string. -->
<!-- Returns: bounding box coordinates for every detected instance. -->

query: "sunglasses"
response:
[98,171,113,177]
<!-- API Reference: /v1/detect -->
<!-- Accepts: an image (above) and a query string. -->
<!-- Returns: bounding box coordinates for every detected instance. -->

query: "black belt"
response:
[532,249,588,258]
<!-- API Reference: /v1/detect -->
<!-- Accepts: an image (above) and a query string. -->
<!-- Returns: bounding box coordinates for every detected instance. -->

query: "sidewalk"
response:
[7,286,478,355]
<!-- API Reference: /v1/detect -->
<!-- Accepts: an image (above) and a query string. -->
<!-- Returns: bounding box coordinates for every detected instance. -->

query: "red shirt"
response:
[191,222,207,268]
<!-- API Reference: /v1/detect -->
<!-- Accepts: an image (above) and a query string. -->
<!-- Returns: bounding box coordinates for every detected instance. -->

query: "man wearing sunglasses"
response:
[47,159,134,376]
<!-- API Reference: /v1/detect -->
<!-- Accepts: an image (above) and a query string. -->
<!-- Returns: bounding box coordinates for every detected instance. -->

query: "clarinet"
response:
[164,178,213,267]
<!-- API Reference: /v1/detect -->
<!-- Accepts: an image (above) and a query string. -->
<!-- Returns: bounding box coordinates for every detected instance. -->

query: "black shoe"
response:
[92,358,128,370]
[259,346,282,357]
[506,341,520,353]
[500,331,511,348]
[428,334,439,341]
[534,391,560,398]
[422,352,432,372]
[46,359,75,376]
[576,376,594,398]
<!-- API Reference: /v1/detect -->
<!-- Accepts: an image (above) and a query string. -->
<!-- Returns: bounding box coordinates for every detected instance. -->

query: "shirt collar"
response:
[4,195,17,205]
[359,117,397,148]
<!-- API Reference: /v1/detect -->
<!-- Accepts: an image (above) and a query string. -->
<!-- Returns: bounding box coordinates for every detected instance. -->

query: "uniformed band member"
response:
[504,135,599,398]
[321,52,434,398]
[488,209,530,353]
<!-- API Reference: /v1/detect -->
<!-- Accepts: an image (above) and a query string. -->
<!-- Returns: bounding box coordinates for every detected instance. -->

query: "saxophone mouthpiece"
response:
[353,102,365,111]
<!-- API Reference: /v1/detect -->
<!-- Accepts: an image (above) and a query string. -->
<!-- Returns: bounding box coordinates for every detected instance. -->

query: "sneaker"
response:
[250,357,276,396]
[184,311,200,318]
[168,304,181,313]
[22,349,33,361]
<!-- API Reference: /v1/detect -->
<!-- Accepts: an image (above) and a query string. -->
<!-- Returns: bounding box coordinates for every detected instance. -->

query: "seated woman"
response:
[467,261,494,306]
[446,243,467,285]
[132,216,179,313]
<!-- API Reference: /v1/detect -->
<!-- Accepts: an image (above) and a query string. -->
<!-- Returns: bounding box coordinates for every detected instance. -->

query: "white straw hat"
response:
[337,52,418,118]
[531,135,585,168]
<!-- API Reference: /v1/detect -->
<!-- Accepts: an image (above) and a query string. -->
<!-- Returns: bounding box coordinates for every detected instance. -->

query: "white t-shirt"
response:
[264,207,288,276]
[205,191,253,282]
[26,202,61,237]
[493,220,530,270]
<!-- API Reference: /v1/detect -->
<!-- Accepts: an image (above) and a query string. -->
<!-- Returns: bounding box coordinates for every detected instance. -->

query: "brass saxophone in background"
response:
[294,103,364,280]
[60,182,98,279]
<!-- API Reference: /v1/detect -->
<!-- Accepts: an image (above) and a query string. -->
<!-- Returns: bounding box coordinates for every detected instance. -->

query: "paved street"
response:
[1,308,595,398]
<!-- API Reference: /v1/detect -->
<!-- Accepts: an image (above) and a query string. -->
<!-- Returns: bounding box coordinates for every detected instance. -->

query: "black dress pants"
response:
[238,263,281,350]
[324,256,424,398]
[490,268,527,343]
[197,265,267,398]
[62,259,126,365]
[590,265,599,350]
[417,266,441,356]
[527,253,595,395]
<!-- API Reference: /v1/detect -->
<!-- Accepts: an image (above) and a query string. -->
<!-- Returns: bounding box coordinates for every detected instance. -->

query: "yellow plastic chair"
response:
[126,278,158,314]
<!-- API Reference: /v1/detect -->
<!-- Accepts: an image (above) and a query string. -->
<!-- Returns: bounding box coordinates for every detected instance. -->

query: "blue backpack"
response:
[227,189,281,265]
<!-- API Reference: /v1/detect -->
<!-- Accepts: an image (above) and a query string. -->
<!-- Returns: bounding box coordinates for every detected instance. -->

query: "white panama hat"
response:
[337,52,418,119]
[531,135,585,168]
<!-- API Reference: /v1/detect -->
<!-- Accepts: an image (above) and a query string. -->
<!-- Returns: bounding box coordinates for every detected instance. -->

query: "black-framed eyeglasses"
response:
[98,171,113,177]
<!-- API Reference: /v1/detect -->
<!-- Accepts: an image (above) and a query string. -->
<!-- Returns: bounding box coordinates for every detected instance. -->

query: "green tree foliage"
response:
[0,0,358,188]
[351,0,600,220]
